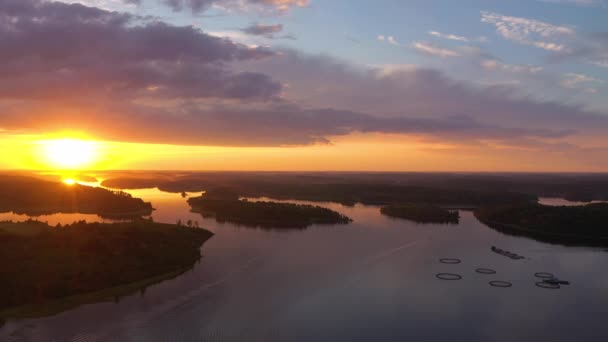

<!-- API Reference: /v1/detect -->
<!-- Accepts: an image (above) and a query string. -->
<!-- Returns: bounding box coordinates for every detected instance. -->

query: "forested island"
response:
[474,203,608,247]
[0,176,153,218]
[381,204,460,224]
[187,189,352,229]
[0,220,213,319]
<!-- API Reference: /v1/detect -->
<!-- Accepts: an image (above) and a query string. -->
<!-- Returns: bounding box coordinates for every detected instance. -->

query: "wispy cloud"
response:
[590,60,608,68]
[58,0,310,13]
[412,42,460,57]
[428,31,487,43]
[560,73,605,93]
[55,0,140,10]
[429,31,469,42]
[481,11,574,52]
[213,0,310,14]
[481,59,544,74]
[377,35,400,46]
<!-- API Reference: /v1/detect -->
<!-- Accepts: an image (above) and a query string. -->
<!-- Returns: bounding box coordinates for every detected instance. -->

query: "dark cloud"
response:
[162,0,213,12]
[240,23,295,40]
[0,0,280,101]
[243,50,608,135]
[0,100,576,147]
[241,23,283,36]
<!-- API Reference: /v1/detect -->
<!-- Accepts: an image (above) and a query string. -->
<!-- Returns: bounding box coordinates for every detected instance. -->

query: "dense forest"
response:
[381,204,460,224]
[0,220,213,317]
[100,172,608,203]
[0,176,153,218]
[188,189,352,229]
[475,203,608,246]
[101,172,548,206]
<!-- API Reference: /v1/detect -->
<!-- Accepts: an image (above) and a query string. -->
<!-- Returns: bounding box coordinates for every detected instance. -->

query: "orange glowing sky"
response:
[0,131,604,172]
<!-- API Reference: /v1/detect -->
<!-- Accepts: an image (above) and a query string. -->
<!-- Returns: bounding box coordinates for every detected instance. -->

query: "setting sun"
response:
[62,178,76,185]
[39,138,99,170]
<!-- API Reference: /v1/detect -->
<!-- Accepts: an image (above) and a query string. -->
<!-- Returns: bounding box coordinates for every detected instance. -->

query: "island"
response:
[474,203,608,247]
[187,189,352,229]
[0,220,213,319]
[381,204,460,224]
[0,176,153,218]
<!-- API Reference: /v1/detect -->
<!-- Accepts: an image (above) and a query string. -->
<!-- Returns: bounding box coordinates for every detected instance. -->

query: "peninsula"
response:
[474,203,608,247]
[0,220,213,319]
[0,176,153,218]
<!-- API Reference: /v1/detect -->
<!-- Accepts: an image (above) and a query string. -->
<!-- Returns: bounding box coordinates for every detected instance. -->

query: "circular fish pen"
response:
[436,273,462,280]
[475,268,497,274]
[489,281,512,288]
[439,258,462,264]
[535,281,560,289]
[534,272,555,279]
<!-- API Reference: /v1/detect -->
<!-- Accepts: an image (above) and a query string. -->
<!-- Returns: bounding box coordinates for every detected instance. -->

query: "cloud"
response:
[590,60,608,67]
[239,23,293,39]
[0,0,280,102]
[55,0,141,9]
[481,59,544,74]
[243,51,608,138]
[413,42,460,57]
[481,11,574,52]
[577,32,608,68]
[481,11,608,68]
[560,73,604,94]
[242,23,283,36]
[344,34,361,44]
[377,35,400,46]
[63,0,309,13]
[162,0,309,13]
[1,96,577,147]
[429,31,468,42]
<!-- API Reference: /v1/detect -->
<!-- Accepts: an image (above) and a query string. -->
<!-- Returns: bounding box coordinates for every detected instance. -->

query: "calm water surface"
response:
[2,190,608,341]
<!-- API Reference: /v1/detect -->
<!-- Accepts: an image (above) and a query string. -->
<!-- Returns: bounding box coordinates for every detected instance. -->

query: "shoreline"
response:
[0,266,195,321]
[476,216,608,247]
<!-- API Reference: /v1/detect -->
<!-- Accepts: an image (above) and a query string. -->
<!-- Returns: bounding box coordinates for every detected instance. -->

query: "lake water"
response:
[2,190,608,341]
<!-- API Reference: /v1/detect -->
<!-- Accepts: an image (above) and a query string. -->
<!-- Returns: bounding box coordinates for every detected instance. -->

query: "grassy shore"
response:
[0,220,213,320]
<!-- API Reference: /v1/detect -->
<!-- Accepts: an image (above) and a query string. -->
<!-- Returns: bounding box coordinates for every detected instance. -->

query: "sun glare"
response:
[62,178,76,185]
[39,138,99,170]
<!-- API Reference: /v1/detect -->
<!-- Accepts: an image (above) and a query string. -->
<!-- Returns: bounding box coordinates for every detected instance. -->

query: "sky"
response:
[1,0,608,171]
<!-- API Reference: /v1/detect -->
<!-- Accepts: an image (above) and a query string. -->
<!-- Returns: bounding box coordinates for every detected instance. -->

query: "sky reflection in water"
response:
[1,190,607,342]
